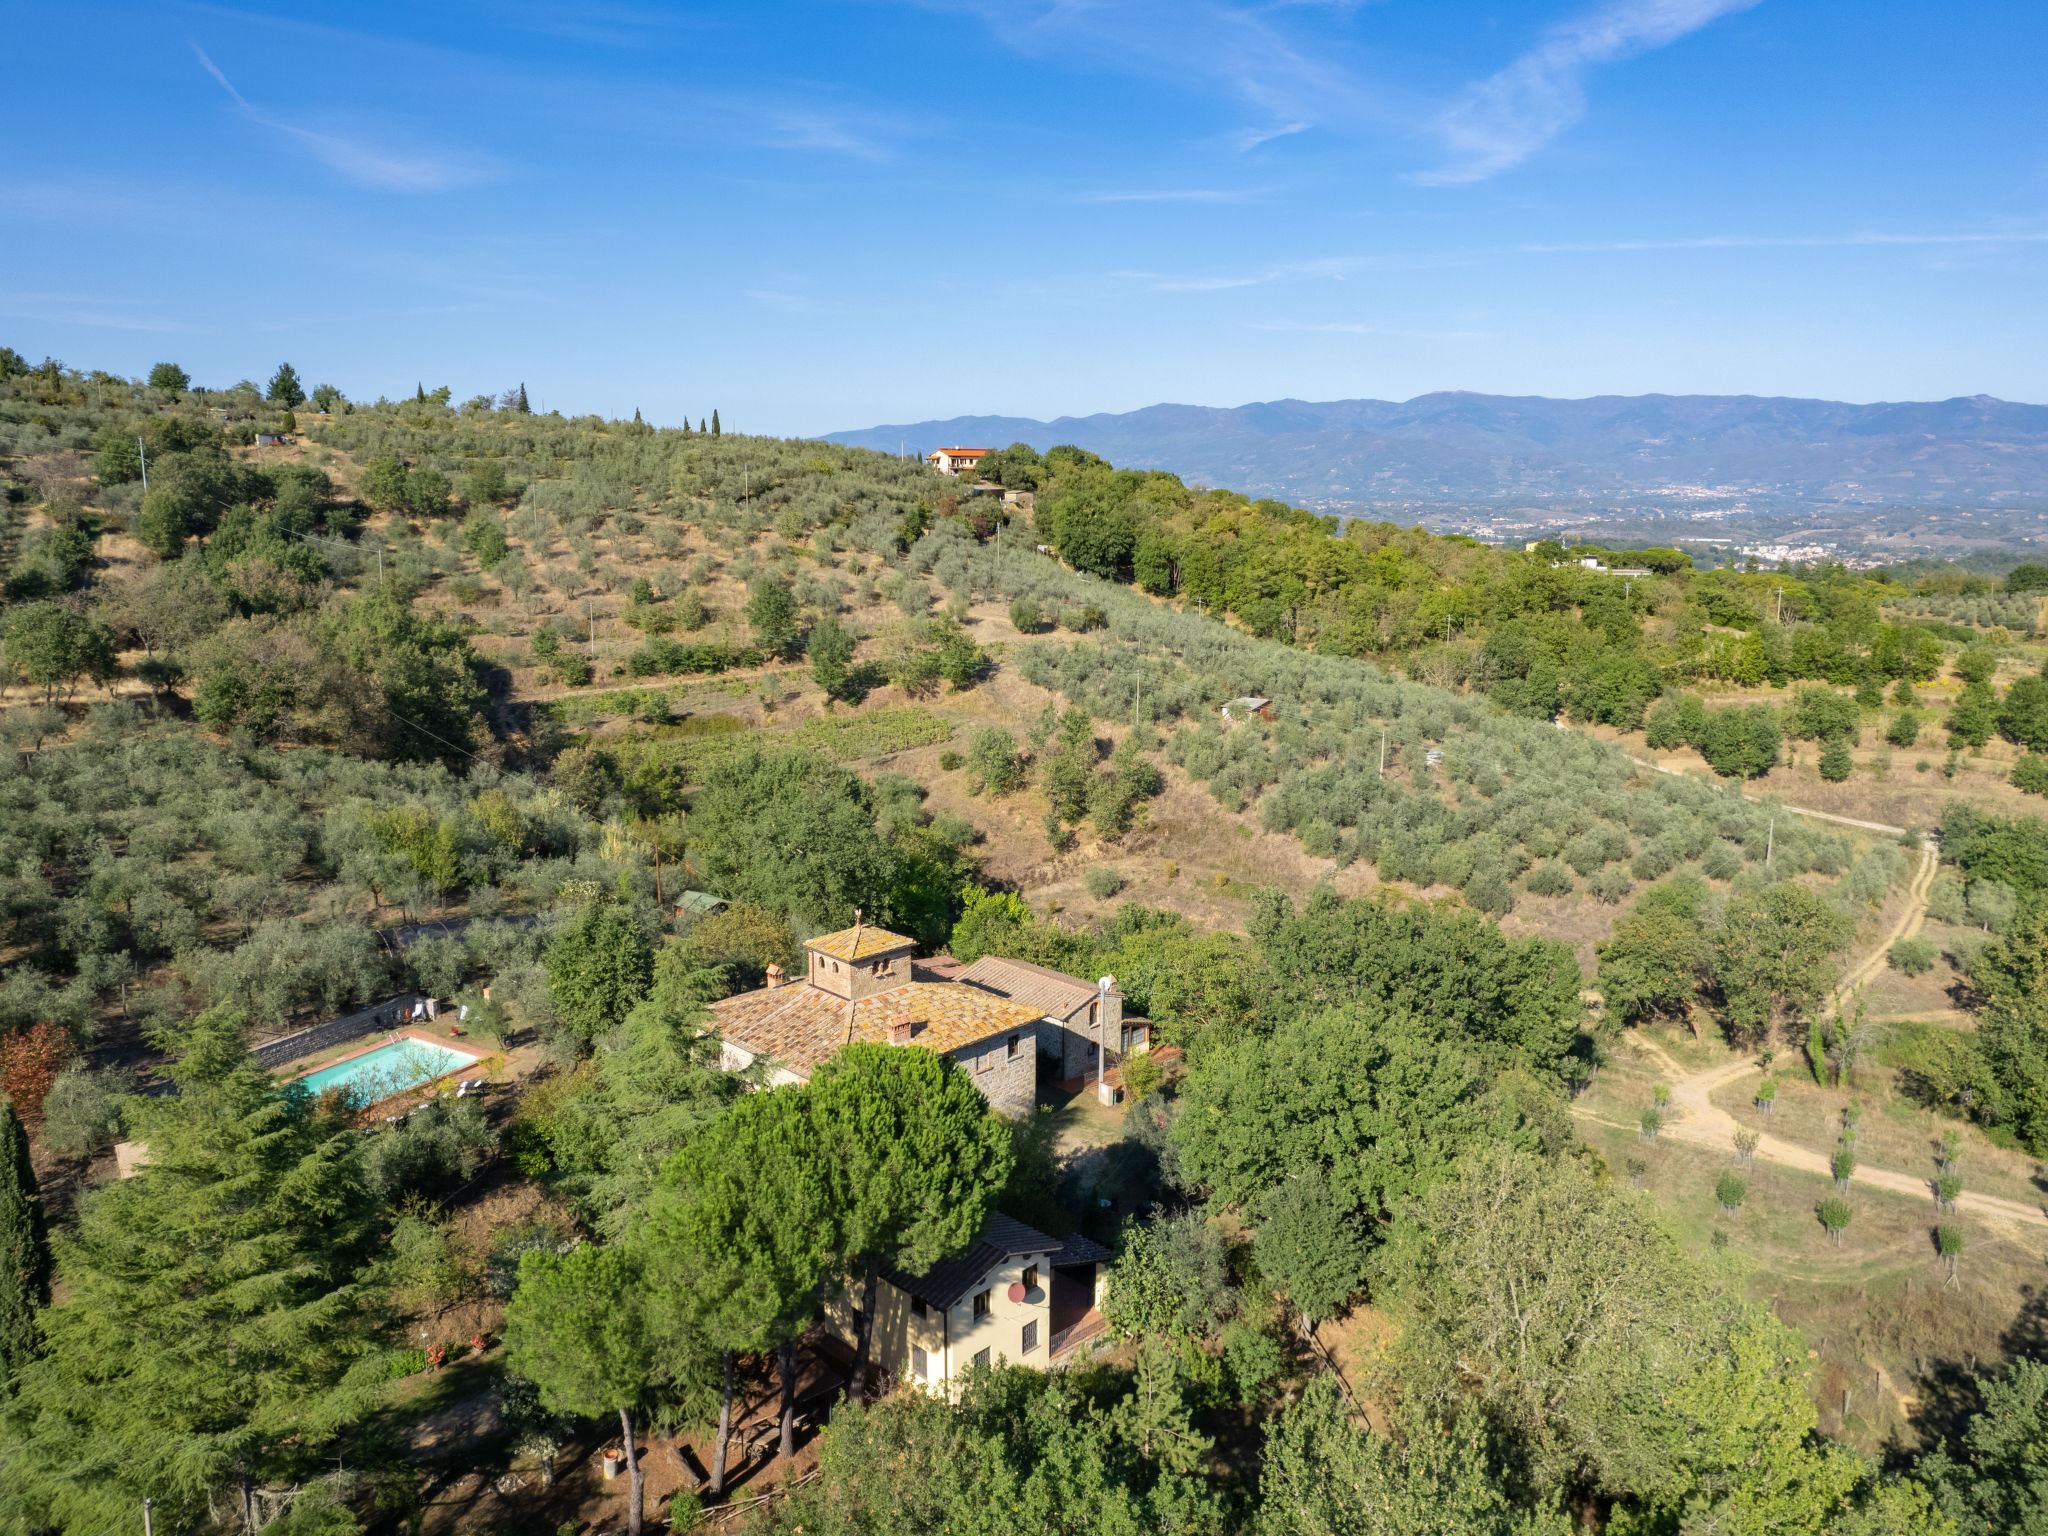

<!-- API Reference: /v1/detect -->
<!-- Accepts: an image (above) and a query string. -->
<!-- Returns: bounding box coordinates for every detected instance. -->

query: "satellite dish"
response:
[1098,976,1115,991]
[1008,1281,1027,1304]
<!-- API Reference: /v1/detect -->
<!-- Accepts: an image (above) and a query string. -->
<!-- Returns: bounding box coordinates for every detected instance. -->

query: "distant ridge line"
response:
[822,391,2048,508]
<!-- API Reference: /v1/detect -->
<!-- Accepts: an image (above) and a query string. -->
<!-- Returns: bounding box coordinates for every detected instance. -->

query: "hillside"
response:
[828,391,2048,508]
[11,349,2048,1535]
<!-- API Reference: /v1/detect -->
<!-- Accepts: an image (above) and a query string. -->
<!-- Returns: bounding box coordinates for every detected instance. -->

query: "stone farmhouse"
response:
[709,922,1140,1389]
[708,923,1150,1117]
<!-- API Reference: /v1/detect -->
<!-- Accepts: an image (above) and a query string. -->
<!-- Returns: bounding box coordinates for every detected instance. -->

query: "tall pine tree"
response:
[0,1097,51,1393]
[2,1008,387,1534]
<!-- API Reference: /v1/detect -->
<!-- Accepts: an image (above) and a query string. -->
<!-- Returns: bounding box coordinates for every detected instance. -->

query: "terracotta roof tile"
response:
[806,925,917,962]
[711,979,1042,1078]
[958,956,1115,1020]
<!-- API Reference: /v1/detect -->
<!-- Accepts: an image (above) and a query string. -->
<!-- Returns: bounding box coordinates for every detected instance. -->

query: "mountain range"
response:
[825,393,2048,509]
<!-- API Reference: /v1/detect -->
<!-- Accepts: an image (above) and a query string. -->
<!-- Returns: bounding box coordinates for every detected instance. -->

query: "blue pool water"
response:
[295,1037,478,1103]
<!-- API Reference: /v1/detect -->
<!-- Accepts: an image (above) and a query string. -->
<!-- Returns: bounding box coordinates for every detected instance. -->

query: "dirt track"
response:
[1575,834,2048,1233]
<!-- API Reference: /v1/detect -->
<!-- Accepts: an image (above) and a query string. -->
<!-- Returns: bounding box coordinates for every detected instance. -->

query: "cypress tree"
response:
[0,1097,52,1391]
[711,409,720,436]
[516,382,530,413]
[699,417,706,433]
[4,1008,384,1532]
[416,381,426,402]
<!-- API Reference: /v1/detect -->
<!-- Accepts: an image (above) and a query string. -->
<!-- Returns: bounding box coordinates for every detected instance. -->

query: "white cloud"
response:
[1518,228,2048,251]
[192,43,492,192]
[1115,256,1356,292]
[1084,187,1266,204]
[1417,0,1761,185]
[0,293,192,333]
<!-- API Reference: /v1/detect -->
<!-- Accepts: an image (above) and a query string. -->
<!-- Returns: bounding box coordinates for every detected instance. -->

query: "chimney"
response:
[765,964,784,989]
[887,1014,918,1045]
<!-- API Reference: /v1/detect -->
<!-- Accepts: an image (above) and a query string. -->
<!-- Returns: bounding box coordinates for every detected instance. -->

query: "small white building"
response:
[927,447,993,477]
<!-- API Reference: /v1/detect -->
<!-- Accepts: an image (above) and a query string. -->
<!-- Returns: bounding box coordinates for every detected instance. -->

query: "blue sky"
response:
[5,1,2047,434]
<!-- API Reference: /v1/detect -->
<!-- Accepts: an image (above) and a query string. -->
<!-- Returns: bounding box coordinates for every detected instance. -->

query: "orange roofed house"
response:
[925,446,992,477]
[710,923,1046,1116]
[711,923,1130,1386]
[708,924,1151,1116]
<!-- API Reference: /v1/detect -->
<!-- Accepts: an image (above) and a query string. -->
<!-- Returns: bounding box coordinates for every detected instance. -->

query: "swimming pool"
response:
[294,1036,479,1104]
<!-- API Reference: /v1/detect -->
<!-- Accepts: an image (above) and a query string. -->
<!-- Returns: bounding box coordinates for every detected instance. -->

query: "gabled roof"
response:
[882,1214,1111,1309]
[806,925,916,962]
[958,955,1115,1020]
[674,890,727,915]
[928,446,991,457]
[710,979,1042,1077]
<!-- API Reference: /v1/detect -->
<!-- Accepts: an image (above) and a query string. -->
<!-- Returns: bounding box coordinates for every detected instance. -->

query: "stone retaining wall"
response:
[253,994,425,1071]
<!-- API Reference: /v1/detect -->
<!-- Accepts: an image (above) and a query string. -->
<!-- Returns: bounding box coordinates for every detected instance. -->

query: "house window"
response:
[973,1347,991,1368]
[973,1288,991,1317]
[911,1295,928,1319]
[1022,1320,1039,1354]
[1022,1265,1039,1292]
[1007,1033,1021,1060]
[1088,1001,1098,1027]
[911,1346,928,1379]
[974,1051,992,1074]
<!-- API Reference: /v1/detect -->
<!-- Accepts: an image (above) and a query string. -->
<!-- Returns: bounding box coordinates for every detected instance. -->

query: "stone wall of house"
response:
[1056,995,1124,1080]
[951,1023,1040,1118]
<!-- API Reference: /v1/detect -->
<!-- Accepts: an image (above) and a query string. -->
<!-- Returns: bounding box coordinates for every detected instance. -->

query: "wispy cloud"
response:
[1228,121,1311,153]
[192,43,491,192]
[936,2,1388,152]
[0,293,192,333]
[1417,0,1761,185]
[1115,256,1356,292]
[1084,187,1266,204]
[744,288,814,311]
[1519,228,2048,252]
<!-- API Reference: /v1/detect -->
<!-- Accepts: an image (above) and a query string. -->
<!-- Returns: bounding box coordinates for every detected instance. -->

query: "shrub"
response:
[2014,754,2048,796]
[37,1063,127,1158]
[1818,736,1853,781]
[1464,866,1512,916]
[1715,1171,1747,1210]
[1121,1052,1163,1100]
[938,749,963,771]
[1702,841,1744,881]
[1059,602,1107,633]
[1589,866,1634,904]
[1524,861,1573,896]
[1889,935,1938,975]
[1008,596,1045,633]
[967,728,1028,795]
[1085,866,1124,900]
[1888,709,1922,748]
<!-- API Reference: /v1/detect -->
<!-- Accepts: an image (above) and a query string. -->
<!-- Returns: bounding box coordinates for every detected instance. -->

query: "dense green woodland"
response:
[0,349,2042,1534]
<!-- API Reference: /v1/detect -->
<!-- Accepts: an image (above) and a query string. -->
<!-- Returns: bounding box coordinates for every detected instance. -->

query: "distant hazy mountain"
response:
[825,393,2048,507]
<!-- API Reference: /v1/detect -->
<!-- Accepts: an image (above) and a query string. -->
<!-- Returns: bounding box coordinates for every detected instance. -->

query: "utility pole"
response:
[1379,729,1386,779]
[1133,674,1141,733]
[144,1499,153,1536]
[1766,814,1775,869]
[1095,976,1116,1107]
[138,437,148,494]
